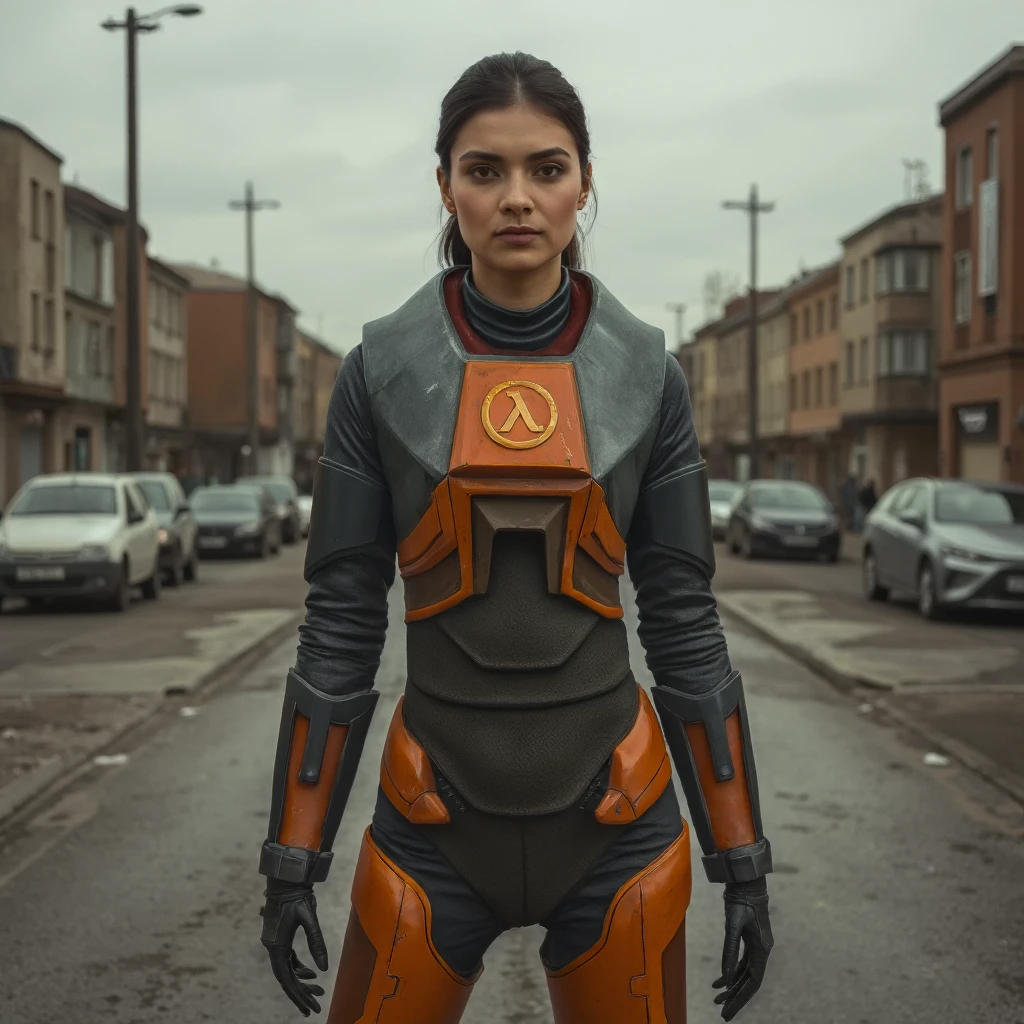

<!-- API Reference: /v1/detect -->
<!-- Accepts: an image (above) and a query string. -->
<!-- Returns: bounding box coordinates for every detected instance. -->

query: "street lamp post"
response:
[229,183,280,477]
[665,302,687,349]
[102,5,203,472]
[723,184,775,482]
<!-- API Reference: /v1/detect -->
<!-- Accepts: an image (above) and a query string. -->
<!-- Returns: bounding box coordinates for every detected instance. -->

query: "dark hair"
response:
[435,52,596,269]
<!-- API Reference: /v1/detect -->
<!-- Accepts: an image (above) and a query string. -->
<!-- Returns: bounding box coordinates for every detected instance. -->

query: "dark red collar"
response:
[443,268,592,357]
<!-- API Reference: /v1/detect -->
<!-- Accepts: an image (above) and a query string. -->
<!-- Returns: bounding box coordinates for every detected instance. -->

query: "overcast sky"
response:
[2,1,1021,353]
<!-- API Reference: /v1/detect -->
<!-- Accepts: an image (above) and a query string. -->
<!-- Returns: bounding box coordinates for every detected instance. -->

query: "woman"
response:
[258,53,774,1024]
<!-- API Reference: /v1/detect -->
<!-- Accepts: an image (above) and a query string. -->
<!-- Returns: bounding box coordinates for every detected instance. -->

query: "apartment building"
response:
[146,257,190,472]
[293,328,342,492]
[690,319,720,468]
[838,195,943,490]
[757,292,791,478]
[0,119,65,505]
[937,45,1024,483]
[786,262,844,496]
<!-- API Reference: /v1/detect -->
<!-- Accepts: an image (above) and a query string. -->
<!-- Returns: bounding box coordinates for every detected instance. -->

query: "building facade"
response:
[690,320,720,471]
[937,45,1024,483]
[293,329,342,493]
[786,262,845,498]
[757,292,791,478]
[146,258,190,472]
[838,196,943,491]
[0,119,65,506]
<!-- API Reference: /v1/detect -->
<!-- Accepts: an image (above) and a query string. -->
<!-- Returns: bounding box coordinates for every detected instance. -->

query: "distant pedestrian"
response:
[854,478,877,532]
[840,475,856,529]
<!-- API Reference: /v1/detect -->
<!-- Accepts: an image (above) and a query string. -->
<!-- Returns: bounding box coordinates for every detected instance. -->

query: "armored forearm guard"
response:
[652,670,772,884]
[260,670,379,885]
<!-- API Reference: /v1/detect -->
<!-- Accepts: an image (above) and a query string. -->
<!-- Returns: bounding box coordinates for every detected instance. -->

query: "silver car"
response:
[708,479,743,540]
[862,477,1024,618]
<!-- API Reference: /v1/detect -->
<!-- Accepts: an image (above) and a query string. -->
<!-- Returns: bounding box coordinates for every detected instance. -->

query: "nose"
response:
[499,170,533,217]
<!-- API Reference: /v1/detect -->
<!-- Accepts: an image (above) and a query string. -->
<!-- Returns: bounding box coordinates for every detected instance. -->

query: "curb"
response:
[720,599,1024,809]
[0,610,303,830]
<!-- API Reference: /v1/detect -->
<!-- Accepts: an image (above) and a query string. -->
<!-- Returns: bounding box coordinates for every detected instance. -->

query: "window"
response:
[860,259,869,302]
[956,146,973,210]
[878,331,930,376]
[104,326,114,378]
[876,250,931,295]
[86,321,101,375]
[829,294,837,330]
[44,189,54,244]
[859,337,869,382]
[31,292,40,351]
[44,299,54,356]
[802,307,810,340]
[814,367,823,406]
[816,301,824,335]
[30,179,40,239]
[876,253,891,294]
[845,266,855,308]
[790,375,797,409]
[92,235,104,299]
[845,341,855,384]
[954,251,972,325]
[801,370,810,409]
[829,362,838,404]
[790,314,798,345]
[987,126,999,180]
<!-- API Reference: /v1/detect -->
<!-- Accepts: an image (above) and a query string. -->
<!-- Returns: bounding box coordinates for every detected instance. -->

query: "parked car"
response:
[192,484,281,558]
[131,472,199,586]
[0,473,161,612]
[236,476,301,544]
[862,477,1024,619]
[708,479,743,540]
[727,479,841,561]
[297,494,313,539]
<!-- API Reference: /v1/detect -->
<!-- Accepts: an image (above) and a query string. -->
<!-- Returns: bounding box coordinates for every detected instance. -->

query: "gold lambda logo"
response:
[481,380,558,450]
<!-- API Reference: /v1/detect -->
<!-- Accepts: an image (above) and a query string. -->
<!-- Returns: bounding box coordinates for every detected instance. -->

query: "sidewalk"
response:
[0,551,308,825]
[718,586,1024,803]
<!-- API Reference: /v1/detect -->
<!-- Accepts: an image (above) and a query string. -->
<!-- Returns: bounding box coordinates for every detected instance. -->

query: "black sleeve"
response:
[626,354,732,692]
[294,346,397,697]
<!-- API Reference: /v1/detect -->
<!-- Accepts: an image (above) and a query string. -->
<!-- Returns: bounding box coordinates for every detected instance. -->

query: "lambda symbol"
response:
[481,379,558,450]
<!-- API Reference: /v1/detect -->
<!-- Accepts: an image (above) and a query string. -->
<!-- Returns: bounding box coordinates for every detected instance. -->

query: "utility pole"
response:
[723,184,775,481]
[229,182,280,476]
[103,4,203,471]
[665,302,687,349]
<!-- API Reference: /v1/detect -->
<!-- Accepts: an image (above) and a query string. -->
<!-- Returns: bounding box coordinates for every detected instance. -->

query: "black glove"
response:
[712,877,773,1020]
[261,879,330,1016]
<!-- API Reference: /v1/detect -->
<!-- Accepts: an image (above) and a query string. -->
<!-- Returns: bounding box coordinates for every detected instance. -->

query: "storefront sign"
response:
[957,402,999,440]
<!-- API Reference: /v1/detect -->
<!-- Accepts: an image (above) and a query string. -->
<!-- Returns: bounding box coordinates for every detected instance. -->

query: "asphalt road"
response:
[0,577,1022,1023]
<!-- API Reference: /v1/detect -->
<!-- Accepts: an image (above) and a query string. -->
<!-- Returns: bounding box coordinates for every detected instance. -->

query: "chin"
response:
[480,244,564,274]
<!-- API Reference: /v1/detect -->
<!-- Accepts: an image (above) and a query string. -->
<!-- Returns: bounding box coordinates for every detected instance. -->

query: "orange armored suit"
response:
[258,268,773,1024]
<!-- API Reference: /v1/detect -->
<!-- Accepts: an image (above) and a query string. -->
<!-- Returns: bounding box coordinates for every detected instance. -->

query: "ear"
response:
[437,166,457,216]
[578,162,593,211]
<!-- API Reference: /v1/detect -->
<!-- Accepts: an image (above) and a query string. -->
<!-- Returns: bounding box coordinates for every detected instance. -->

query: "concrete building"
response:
[786,262,845,497]
[757,291,791,478]
[60,185,117,473]
[146,257,190,472]
[690,317,723,475]
[172,264,295,482]
[838,195,943,491]
[937,44,1024,483]
[0,119,65,506]
[293,329,342,493]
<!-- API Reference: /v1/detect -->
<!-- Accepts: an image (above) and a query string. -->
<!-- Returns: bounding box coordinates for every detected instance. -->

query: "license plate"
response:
[199,536,227,549]
[783,535,818,547]
[1007,575,1024,594]
[16,566,66,581]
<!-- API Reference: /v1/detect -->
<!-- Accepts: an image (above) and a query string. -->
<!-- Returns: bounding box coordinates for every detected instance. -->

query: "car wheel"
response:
[141,560,162,600]
[728,526,740,555]
[740,528,755,559]
[107,562,130,613]
[259,532,269,560]
[166,547,184,588]
[184,548,199,583]
[918,561,943,620]
[862,548,889,601]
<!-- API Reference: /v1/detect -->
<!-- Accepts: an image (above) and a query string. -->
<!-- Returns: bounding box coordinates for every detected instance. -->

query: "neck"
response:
[469,255,564,310]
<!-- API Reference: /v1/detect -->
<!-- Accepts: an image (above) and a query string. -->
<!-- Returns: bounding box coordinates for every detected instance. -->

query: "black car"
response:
[727,479,841,561]
[192,485,281,558]
[236,476,300,544]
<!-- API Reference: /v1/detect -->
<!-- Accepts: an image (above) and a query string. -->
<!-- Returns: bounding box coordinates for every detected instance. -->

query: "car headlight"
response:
[940,544,995,563]
[749,514,773,531]
[77,544,110,561]
[157,529,170,545]
[235,522,262,537]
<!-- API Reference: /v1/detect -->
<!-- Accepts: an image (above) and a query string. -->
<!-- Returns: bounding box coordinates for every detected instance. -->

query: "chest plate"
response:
[397,360,626,620]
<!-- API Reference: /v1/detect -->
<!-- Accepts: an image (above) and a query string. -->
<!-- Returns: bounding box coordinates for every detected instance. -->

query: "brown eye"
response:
[469,165,498,179]
[537,164,565,178]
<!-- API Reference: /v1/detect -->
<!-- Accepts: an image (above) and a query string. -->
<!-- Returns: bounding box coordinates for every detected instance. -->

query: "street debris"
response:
[179,707,201,718]
[923,752,951,767]
[858,703,873,714]
[93,754,130,767]
[1,728,19,741]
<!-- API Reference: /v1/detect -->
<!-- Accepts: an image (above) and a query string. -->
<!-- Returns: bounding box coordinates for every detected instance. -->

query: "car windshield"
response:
[748,484,828,511]
[934,485,1024,525]
[239,478,292,502]
[136,480,171,511]
[708,482,741,503]
[192,490,259,514]
[9,483,118,516]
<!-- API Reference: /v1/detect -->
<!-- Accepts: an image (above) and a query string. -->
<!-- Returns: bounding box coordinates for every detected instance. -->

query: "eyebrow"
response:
[458,146,572,163]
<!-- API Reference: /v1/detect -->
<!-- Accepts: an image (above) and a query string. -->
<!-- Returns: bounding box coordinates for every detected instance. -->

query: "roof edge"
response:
[938,44,1024,126]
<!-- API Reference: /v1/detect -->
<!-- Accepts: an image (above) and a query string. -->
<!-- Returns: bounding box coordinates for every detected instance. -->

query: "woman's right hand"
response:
[261,880,330,1016]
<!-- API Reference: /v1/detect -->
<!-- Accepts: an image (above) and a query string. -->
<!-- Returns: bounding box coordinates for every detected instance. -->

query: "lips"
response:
[497,227,540,236]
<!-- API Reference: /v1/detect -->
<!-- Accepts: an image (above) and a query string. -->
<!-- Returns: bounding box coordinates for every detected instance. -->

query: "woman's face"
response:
[438,103,591,275]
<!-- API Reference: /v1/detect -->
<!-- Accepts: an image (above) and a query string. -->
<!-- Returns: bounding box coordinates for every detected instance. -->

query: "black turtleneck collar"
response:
[461,269,571,351]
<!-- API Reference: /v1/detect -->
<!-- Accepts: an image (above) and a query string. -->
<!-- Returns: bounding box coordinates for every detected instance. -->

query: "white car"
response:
[708,479,744,540]
[0,473,161,612]
[297,494,313,539]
